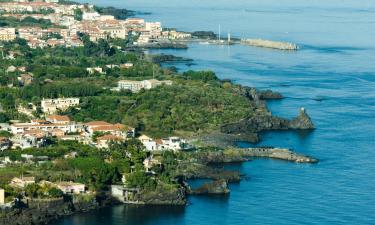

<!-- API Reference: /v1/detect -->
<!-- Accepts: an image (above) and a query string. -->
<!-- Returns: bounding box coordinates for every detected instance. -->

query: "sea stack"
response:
[289,108,315,129]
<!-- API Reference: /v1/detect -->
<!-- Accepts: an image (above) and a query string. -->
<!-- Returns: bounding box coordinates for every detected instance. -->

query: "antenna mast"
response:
[218,24,221,42]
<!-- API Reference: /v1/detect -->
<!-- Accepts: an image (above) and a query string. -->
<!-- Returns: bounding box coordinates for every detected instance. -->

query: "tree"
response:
[183,70,218,82]
[74,8,83,21]
[48,187,64,198]
[0,112,10,123]
[25,184,41,198]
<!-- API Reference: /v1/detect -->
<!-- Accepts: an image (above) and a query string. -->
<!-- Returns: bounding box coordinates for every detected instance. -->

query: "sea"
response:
[53,1,375,224]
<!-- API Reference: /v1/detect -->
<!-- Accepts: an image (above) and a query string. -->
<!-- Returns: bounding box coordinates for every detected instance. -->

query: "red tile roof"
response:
[85,121,112,127]
[47,115,71,122]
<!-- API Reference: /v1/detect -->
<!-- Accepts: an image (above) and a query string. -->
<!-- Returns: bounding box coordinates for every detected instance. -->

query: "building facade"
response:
[41,98,80,114]
[0,28,17,41]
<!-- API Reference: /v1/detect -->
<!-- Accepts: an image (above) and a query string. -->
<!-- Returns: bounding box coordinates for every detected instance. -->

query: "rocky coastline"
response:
[0,5,317,225]
[0,194,118,225]
[0,145,317,224]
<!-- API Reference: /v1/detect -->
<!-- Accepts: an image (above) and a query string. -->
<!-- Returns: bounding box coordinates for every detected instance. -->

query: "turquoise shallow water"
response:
[54,1,375,224]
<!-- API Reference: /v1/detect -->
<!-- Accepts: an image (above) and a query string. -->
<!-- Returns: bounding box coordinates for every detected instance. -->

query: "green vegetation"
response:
[0,130,12,138]
[1,35,254,137]
[0,15,259,200]
[94,6,135,20]
[0,16,64,29]
[74,8,83,21]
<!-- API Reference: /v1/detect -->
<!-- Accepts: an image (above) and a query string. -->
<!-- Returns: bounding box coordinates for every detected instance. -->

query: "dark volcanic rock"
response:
[140,42,188,49]
[288,108,315,129]
[231,85,283,101]
[191,31,217,39]
[150,54,193,64]
[175,162,241,182]
[137,187,187,205]
[191,179,230,195]
[196,132,260,146]
[258,89,283,100]
[0,195,112,225]
[221,108,315,136]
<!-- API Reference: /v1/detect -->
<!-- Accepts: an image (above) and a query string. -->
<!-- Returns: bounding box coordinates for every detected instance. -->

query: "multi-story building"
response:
[99,26,127,39]
[41,98,80,114]
[0,28,17,41]
[10,119,79,135]
[145,22,162,39]
[117,80,144,93]
[96,135,125,148]
[116,79,173,93]
[84,121,135,138]
[82,12,100,21]
[139,135,191,152]
[158,137,190,152]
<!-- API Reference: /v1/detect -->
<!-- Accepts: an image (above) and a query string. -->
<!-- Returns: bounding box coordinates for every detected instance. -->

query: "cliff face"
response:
[0,196,104,225]
[221,108,314,138]
[190,179,230,195]
[136,186,187,206]
[0,199,75,225]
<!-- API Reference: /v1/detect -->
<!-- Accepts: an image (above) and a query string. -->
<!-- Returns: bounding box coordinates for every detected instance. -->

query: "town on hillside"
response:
[0,0,191,48]
[0,0,249,216]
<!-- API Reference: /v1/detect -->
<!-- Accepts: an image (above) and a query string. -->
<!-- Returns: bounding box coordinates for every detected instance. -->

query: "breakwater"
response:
[240,39,299,50]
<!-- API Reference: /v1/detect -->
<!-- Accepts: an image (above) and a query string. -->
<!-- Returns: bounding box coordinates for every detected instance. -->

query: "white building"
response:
[145,22,162,39]
[143,79,173,90]
[82,12,100,21]
[0,189,4,205]
[117,80,144,93]
[10,177,35,188]
[158,137,190,152]
[100,26,127,39]
[138,135,157,151]
[0,28,17,41]
[41,98,80,114]
[11,120,78,135]
[98,15,115,21]
[139,135,190,152]
[116,79,172,93]
[86,67,105,74]
[56,182,85,194]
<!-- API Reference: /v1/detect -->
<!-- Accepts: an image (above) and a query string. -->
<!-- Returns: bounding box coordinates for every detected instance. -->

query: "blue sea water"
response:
[54,1,375,224]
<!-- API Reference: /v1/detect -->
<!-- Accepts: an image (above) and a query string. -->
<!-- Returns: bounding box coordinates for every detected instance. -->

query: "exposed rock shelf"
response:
[193,147,318,164]
[238,147,318,163]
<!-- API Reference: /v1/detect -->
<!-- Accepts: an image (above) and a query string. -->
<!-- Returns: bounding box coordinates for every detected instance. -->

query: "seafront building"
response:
[55,182,86,194]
